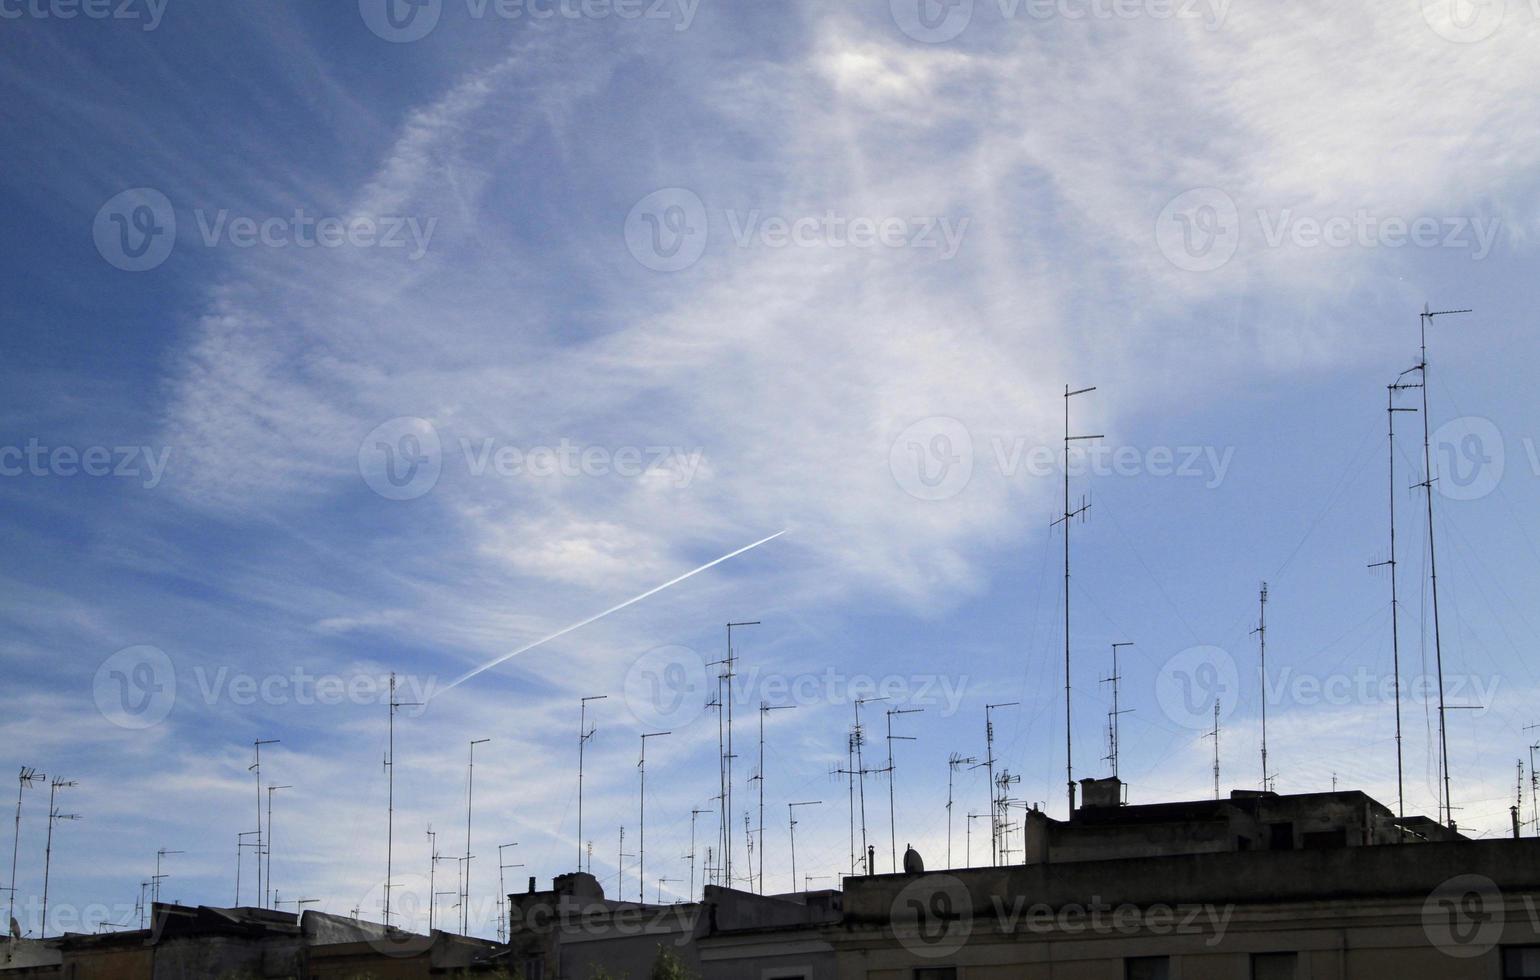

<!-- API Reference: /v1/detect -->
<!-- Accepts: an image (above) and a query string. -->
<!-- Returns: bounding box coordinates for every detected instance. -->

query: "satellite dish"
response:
[903,844,925,874]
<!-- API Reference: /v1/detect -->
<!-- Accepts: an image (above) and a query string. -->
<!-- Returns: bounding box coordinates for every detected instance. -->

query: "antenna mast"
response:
[751,702,793,893]
[40,778,79,938]
[1417,305,1472,828]
[1253,584,1270,791]
[7,766,45,933]
[714,621,760,890]
[1056,384,1103,818]
[1103,643,1134,779]
[945,753,978,869]
[852,696,887,869]
[1204,700,1221,800]
[884,707,923,872]
[265,784,292,908]
[578,695,607,871]
[638,731,670,903]
[463,737,490,934]
[984,702,1019,864]
[250,739,278,910]
[1374,380,1421,825]
[384,675,419,925]
[788,801,819,893]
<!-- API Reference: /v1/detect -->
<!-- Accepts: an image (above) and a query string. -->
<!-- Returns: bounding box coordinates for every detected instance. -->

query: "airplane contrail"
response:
[433,529,788,698]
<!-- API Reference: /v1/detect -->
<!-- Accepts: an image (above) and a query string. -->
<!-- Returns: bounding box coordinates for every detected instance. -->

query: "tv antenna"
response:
[686,807,710,900]
[236,831,259,906]
[1204,700,1221,800]
[787,801,820,894]
[1053,383,1103,818]
[40,778,79,938]
[265,784,292,908]
[577,695,607,871]
[497,843,522,942]
[710,620,759,889]
[852,696,888,869]
[617,827,633,902]
[884,706,923,873]
[1103,643,1134,778]
[945,753,978,868]
[384,675,420,925]
[749,701,794,893]
[462,737,491,934]
[984,702,1019,864]
[965,812,987,867]
[249,739,278,909]
[1525,725,1540,837]
[1252,584,1270,791]
[1372,376,1421,824]
[1415,304,1473,828]
[6,766,44,934]
[638,731,670,902]
[427,826,447,931]
[153,848,184,904]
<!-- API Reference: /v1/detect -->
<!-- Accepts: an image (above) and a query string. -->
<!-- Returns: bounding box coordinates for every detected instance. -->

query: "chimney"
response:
[528,876,536,894]
[1513,807,1522,840]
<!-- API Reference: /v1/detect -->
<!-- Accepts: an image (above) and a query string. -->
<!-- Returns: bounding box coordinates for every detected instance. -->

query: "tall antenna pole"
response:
[1253,584,1270,791]
[946,754,977,868]
[578,695,607,871]
[384,675,419,925]
[249,739,277,909]
[40,778,79,938]
[716,620,759,890]
[884,707,923,872]
[617,826,632,902]
[638,732,670,903]
[983,702,1018,864]
[853,696,887,869]
[1056,384,1103,819]
[497,843,522,943]
[236,831,258,906]
[153,848,184,905]
[1103,643,1134,779]
[1416,305,1472,828]
[788,801,819,894]
[7,767,44,933]
[752,702,793,893]
[1526,726,1540,837]
[463,737,490,934]
[687,807,708,900]
[1204,700,1221,800]
[426,827,438,931]
[829,735,859,876]
[1374,381,1421,825]
[265,784,291,908]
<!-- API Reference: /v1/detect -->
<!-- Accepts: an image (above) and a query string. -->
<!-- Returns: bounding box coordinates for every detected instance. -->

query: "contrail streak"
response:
[433,529,787,698]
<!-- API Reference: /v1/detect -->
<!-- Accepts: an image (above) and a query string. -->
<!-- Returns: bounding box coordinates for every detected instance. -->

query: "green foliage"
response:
[649,945,695,980]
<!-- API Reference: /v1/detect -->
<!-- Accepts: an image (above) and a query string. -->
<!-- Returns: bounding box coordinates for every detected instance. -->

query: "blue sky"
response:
[3,0,1540,940]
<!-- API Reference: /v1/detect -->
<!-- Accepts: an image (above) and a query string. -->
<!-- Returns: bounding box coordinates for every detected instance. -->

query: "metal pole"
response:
[639,732,669,902]
[265,785,291,908]
[9,766,43,932]
[1058,385,1102,819]
[1416,305,1471,826]
[250,739,277,909]
[885,707,922,872]
[40,779,78,937]
[578,696,606,871]
[464,738,490,934]
[1253,585,1269,791]
[1376,381,1421,825]
[787,801,819,894]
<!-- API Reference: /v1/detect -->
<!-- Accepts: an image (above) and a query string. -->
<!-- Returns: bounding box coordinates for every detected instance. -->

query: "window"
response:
[1252,952,1298,980]
[1267,822,1295,851]
[1505,946,1540,978]
[913,969,957,980]
[1126,956,1171,980]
